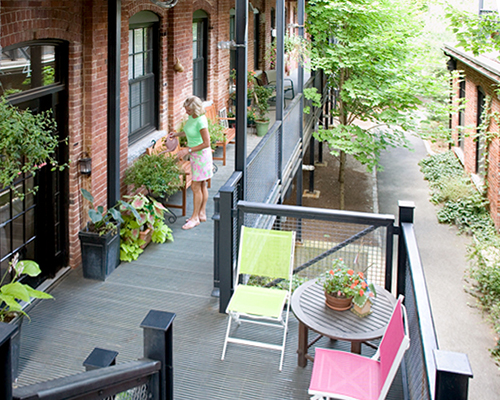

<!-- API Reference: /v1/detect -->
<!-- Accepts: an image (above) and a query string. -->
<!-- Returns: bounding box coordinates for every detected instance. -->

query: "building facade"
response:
[0,0,299,283]
[445,44,500,229]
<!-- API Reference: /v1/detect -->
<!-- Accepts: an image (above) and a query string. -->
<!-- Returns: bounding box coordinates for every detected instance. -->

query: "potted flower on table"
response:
[317,258,377,316]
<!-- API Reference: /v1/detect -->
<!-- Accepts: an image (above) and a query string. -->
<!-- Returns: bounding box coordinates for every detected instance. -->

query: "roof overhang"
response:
[443,43,500,84]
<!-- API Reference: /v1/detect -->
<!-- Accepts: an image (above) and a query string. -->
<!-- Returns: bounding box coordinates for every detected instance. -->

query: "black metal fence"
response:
[0,310,175,400]
[214,197,473,399]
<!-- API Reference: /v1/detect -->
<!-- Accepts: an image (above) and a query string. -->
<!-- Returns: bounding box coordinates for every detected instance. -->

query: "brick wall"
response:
[1,0,280,270]
[450,60,500,229]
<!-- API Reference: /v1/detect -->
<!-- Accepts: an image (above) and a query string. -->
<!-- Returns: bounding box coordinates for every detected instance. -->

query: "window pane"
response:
[129,30,134,54]
[134,54,144,77]
[130,106,141,132]
[0,45,58,96]
[134,29,143,53]
[130,82,141,107]
[128,55,134,80]
[192,23,198,58]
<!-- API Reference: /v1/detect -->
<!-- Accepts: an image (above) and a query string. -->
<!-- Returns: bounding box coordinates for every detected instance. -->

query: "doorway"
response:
[193,10,208,100]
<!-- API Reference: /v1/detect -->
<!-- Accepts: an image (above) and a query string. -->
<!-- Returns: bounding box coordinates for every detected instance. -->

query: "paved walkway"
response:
[377,134,500,399]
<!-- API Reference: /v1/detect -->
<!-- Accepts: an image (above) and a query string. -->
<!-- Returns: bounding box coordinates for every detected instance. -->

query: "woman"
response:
[169,96,213,230]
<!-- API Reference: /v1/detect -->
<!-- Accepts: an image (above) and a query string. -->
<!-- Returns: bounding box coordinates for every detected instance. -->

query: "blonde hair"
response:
[183,96,205,119]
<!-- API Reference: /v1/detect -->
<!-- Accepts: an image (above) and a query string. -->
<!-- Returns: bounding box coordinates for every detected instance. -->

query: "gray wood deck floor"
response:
[15,135,403,399]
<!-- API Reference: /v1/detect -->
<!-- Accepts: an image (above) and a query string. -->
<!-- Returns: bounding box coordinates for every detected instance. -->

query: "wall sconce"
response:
[79,157,92,175]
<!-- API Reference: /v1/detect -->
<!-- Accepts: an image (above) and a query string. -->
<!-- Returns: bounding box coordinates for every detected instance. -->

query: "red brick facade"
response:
[446,45,500,230]
[0,0,298,270]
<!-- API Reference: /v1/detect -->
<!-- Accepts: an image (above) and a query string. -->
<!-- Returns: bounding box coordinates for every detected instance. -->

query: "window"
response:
[476,87,486,175]
[458,80,465,150]
[193,10,208,100]
[0,44,59,96]
[129,11,159,144]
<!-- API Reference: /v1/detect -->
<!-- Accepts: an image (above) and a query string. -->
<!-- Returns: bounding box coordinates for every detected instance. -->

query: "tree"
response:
[306,0,440,208]
[446,5,500,57]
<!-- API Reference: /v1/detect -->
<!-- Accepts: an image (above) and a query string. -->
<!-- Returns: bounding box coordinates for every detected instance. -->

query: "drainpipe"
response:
[296,0,305,207]
[276,0,285,189]
[108,0,121,208]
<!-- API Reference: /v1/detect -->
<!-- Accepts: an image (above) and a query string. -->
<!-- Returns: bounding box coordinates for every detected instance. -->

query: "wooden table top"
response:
[291,279,396,343]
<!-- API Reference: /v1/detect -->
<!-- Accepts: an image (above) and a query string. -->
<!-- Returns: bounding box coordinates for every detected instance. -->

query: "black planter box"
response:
[79,227,121,281]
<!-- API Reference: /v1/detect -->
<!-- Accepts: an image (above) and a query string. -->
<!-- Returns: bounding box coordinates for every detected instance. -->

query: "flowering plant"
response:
[317,259,376,307]
[0,254,53,322]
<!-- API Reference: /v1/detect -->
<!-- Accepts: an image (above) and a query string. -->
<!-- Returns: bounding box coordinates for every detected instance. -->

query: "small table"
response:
[291,279,396,367]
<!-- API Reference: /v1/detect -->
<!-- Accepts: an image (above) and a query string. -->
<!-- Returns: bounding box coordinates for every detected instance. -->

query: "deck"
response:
[14,131,403,399]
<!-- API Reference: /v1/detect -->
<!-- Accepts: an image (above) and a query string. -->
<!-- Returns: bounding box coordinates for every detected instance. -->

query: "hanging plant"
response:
[0,96,66,198]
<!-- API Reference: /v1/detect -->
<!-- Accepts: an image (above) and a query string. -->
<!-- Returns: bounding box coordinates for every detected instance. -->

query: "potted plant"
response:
[123,153,182,201]
[0,253,54,379]
[119,194,174,262]
[317,259,376,313]
[252,84,273,136]
[79,189,138,280]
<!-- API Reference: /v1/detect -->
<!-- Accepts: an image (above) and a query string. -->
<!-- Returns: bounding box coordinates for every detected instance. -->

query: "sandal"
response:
[182,219,200,230]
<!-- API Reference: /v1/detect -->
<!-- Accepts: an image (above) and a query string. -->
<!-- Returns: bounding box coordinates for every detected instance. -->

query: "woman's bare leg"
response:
[183,181,202,229]
[199,180,208,222]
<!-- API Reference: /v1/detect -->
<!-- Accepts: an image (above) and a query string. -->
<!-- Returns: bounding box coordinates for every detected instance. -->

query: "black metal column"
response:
[141,310,176,400]
[434,350,473,400]
[0,323,16,400]
[397,200,415,297]
[234,0,247,194]
[296,0,305,208]
[276,0,285,185]
[107,0,121,208]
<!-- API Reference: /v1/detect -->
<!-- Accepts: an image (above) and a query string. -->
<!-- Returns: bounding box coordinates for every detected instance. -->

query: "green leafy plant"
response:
[317,259,376,307]
[252,85,273,122]
[0,96,67,199]
[123,153,182,198]
[0,253,53,322]
[81,188,137,236]
[119,194,173,262]
[207,117,226,149]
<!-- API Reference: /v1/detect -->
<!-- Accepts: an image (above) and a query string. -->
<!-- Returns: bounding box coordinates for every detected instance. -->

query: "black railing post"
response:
[397,200,415,297]
[141,310,176,400]
[212,193,220,297]
[434,350,473,400]
[83,348,118,371]
[219,185,235,313]
[0,323,16,400]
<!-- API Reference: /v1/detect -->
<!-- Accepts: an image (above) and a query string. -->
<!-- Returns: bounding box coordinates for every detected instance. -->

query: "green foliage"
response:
[119,194,173,262]
[0,96,66,199]
[306,0,444,171]
[0,254,53,322]
[303,87,322,115]
[420,150,500,355]
[252,85,273,121]
[446,6,500,57]
[124,153,182,198]
[80,189,137,235]
[207,117,225,149]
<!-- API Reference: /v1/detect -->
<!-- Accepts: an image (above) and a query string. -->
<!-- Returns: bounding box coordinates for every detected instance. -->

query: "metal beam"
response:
[107,0,121,208]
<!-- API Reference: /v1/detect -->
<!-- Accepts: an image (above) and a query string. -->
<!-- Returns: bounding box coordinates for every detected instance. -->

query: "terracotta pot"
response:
[324,292,353,311]
[139,228,153,250]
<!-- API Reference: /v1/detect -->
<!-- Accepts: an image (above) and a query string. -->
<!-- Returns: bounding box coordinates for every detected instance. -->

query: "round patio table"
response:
[291,279,396,367]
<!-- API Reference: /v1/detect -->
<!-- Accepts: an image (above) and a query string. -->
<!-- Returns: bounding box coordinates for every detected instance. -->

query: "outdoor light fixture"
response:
[150,0,178,8]
[78,157,92,175]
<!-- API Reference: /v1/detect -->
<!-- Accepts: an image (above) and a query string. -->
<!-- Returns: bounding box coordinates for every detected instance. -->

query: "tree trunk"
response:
[338,150,346,210]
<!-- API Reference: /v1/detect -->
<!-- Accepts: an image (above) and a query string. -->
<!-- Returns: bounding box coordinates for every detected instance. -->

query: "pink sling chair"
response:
[308,295,410,400]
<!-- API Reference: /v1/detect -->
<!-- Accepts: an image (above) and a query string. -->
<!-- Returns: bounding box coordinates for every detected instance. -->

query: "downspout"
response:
[108,0,121,208]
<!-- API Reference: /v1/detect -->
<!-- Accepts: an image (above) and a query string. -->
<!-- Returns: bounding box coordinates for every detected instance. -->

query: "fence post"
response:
[434,350,473,400]
[212,193,220,297]
[83,348,118,371]
[0,322,16,400]
[397,201,415,297]
[141,310,176,400]
[219,185,235,313]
